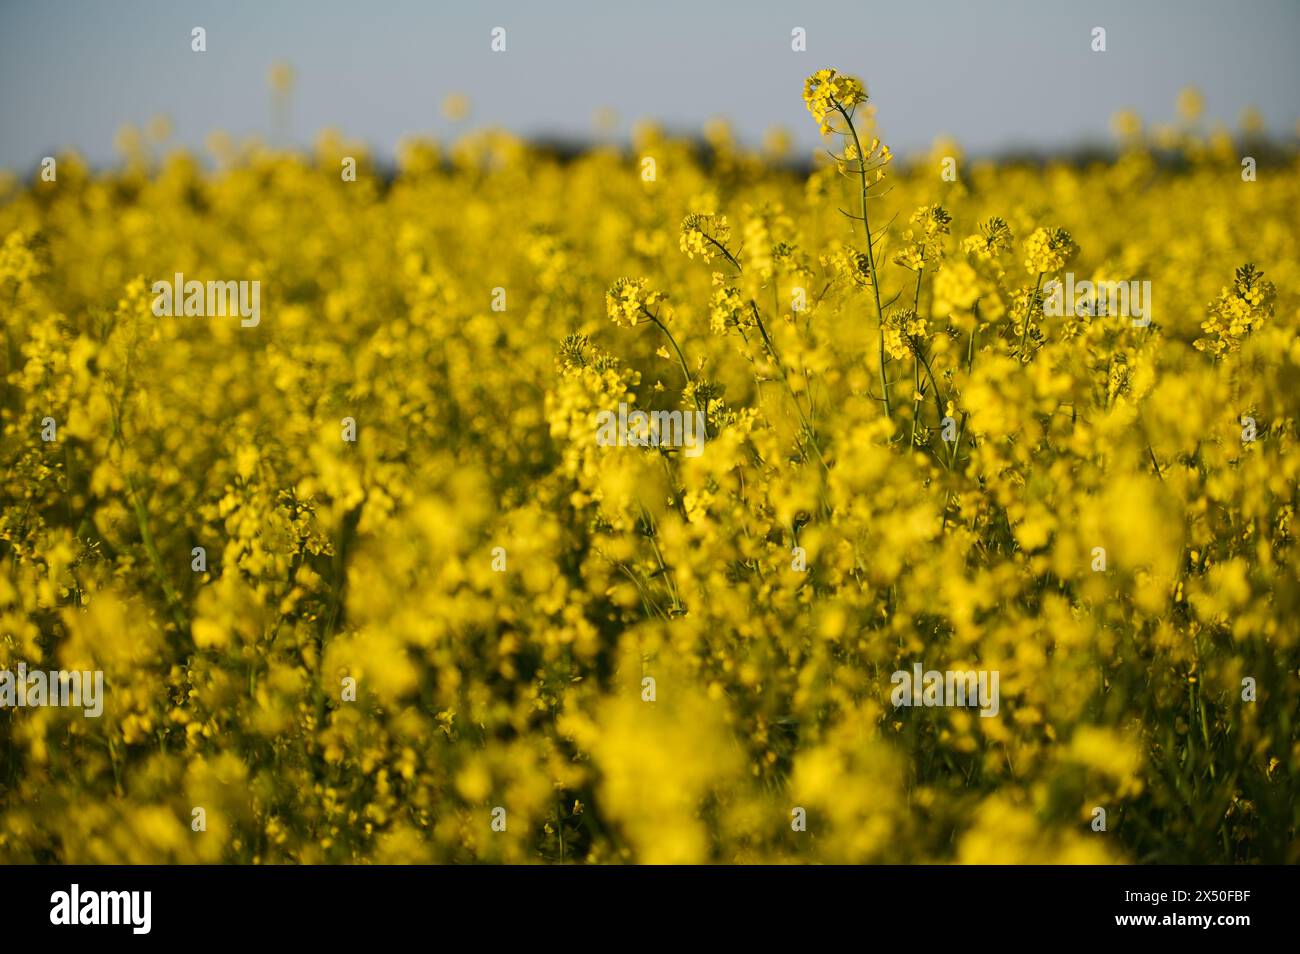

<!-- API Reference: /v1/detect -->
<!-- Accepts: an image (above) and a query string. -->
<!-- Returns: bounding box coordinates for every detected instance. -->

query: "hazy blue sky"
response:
[2,0,1298,171]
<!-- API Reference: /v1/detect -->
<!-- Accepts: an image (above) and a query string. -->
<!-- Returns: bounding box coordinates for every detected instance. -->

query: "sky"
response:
[2,0,1298,171]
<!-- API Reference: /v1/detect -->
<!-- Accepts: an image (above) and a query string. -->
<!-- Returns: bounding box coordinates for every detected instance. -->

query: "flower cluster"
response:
[1023,226,1080,274]
[679,213,731,263]
[894,204,953,271]
[708,283,750,336]
[802,68,868,135]
[882,306,929,359]
[605,276,666,327]
[1195,263,1276,356]
[961,216,1014,261]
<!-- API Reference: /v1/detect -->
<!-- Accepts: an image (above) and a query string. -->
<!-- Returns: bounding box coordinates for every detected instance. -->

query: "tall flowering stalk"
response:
[804,69,895,418]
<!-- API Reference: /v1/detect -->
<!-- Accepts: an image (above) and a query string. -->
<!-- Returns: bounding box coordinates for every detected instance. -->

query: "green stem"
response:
[910,355,921,447]
[648,313,694,389]
[910,269,924,446]
[751,302,829,478]
[647,311,708,436]
[704,234,742,273]
[950,308,980,467]
[916,347,950,463]
[836,102,891,418]
[1018,272,1044,360]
